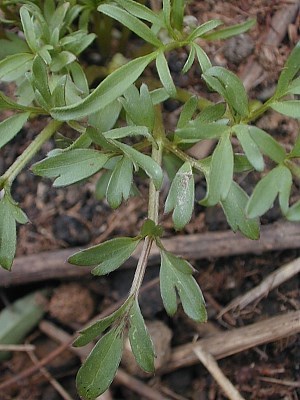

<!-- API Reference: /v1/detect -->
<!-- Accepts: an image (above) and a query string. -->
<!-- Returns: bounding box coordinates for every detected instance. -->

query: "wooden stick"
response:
[1,221,299,287]
[193,346,245,400]
[159,311,300,374]
[0,344,35,352]
[219,257,300,316]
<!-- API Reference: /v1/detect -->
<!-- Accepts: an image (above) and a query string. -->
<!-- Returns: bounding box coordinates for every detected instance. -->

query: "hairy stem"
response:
[0,119,62,189]
[129,107,164,297]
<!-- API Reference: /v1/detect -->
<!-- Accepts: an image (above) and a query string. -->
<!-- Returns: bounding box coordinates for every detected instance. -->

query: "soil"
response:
[0,1,300,400]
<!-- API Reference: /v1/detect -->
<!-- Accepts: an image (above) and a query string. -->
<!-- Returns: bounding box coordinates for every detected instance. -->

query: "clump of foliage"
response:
[0,0,299,398]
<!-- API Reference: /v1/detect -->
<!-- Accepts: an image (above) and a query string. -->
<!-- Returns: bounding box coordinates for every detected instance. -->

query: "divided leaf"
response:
[31,149,108,187]
[128,299,155,373]
[68,237,140,275]
[165,162,195,229]
[76,326,124,400]
[160,250,207,322]
[106,157,133,209]
[246,165,292,218]
[220,181,260,239]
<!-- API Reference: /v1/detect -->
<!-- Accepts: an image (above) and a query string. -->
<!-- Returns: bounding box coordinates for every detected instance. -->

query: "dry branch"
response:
[1,221,299,287]
[219,257,300,316]
[159,310,300,374]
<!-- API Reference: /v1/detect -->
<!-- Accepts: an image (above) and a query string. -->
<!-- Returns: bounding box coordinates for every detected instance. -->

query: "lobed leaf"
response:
[68,237,140,276]
[160,250,207,322]
[50,53,156,121]
[31,149,108,187]
[220,181,260,239]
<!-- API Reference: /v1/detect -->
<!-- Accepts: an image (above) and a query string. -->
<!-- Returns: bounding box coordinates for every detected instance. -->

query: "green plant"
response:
[0,0,299,398]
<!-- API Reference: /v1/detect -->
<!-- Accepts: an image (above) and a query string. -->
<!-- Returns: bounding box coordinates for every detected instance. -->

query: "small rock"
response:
[223,34,254,64]
[49,283,94,325]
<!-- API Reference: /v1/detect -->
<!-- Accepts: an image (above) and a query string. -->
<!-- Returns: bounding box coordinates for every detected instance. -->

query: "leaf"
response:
[98,4,161,47]
[203,18,256,40]
[271,101,300,119]
[68,237,140,275]
[188,20,222,41]
[233,125,264,171]
[246,165,292,218]
[160,250,207,322]
[20,6,39,53]
[88,100,122,132]
[162,0,171,30]
[31,149,108,187]
[50,53,156,121]
[0,53,34,82]
[177,96,198,129]
[32,55,52,105]
[182,45,196,74]
[111,141,163,189]
[195,103,226,123]
[220,181,260,239]
[0,195,28,271]
[203,66,248,117]
[286,77,300,95]
[103,126,151,141]
[106,157,133,208]
[193,43,212,73]
[156,51,176,97]
[74,298,133,347]
[201,134,233,206]
[114,0,163,27]
[76,326,124,400]
[286,199,300,221]
[0,291,46,361]
[128,299,155,373]
[247,126,286,163]
[175,122,229,143]
[276,41,300,97]
[165,162,195,229]
[0,112,30,149]
[50,51,76,72]
[172,0,185,30]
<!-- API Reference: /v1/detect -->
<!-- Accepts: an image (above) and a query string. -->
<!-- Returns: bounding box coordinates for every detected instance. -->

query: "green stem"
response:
[0,119,62,188]
[129,107,164,297]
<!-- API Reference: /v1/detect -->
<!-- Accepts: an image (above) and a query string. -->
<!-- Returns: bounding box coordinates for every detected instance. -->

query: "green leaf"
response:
[50,51,76,73]
[50,53,156,121]
[20,6,39,53]
[246,165,292,218]
[114,0,163,27]
[220,181,260,239]
[203,18,256,40]
[89,100,122,132]
[68,237,140,275]
[0,291,46,361]
[233,125,264,171]
[98,4,161,47]
[188,20,223,41]
[286,199,300,221]
[32,55,52,105]
[76,326,124,400]
[160,251,207,322]
[182,45,196,74]
[172,0,185,30]
[286,77,300,95]
[68,62,89,97]
[0,32,30,59]
[247,126,286,163]
[31,149,108,187]
[289,134,300,158]
[128,299,155,373]
[0,112,30,149]
[0,195,28,271]
[271,101,300,119]
[106,157,133,208]
[162,0,171,30]
[103,126,151,141]
[195,103,226,123]
[165,162,194,230]
[276,41,300,97]
[193,43,212,73]
[177,96,198,129]
[0,53,33,82]
[74,298,133,347]
[0,92,40,113]
[201,134,233,206]
[140,219,163,238]
[176,122,229,143]
[156,51,176,97]
[203,66,248,117]
[111,141,163,189]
